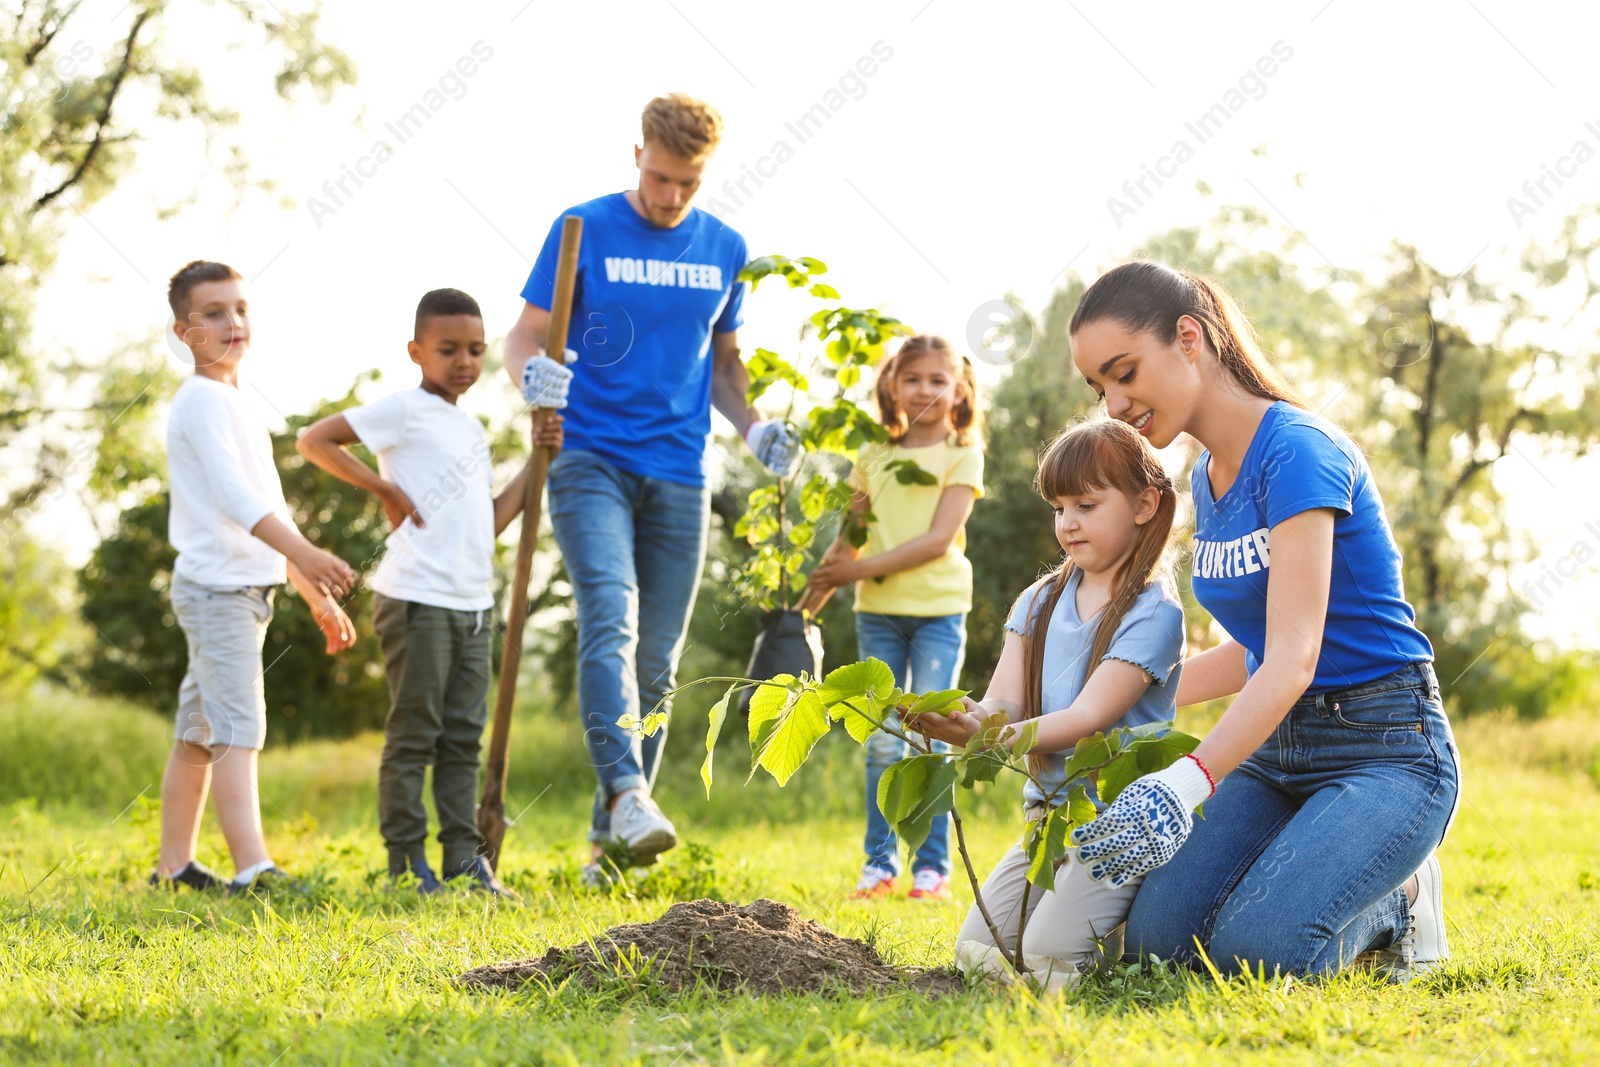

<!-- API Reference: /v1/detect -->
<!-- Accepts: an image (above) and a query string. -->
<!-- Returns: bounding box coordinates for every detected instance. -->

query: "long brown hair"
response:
[1069,260,1305,408]
[873,334,984,447]
[1017,418,1176,771]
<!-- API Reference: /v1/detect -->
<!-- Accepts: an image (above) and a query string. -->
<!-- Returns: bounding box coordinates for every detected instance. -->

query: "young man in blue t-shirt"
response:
[505,93,799,884]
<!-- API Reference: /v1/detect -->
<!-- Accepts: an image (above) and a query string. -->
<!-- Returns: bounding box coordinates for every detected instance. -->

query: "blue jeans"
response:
[1125,662,1461,976]
[857,611,966,877]
[546,450,709,842]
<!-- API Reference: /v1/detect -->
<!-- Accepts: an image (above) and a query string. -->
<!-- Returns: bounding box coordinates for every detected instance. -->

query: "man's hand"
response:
[1071,755,1215,887]
[745,419,803,477]
[521,348,577,408]
[308,595,357,654]
[378,482,424,532]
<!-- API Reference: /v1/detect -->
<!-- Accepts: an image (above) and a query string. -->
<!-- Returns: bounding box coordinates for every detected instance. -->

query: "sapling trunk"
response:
[947,802,1018,972]
[903,721,1018,974]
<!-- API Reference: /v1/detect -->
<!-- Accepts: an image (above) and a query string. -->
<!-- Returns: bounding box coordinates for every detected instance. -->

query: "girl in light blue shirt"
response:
[913,417,1186,990]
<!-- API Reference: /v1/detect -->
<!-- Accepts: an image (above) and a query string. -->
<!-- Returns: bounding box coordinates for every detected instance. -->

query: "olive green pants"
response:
[373,594,491,876]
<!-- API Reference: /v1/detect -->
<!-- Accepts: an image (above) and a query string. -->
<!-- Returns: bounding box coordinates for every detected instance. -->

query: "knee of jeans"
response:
[1123,894,1203,965]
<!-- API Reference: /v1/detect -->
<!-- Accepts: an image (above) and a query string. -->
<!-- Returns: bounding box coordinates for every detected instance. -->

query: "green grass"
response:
[1,690,1598,1064]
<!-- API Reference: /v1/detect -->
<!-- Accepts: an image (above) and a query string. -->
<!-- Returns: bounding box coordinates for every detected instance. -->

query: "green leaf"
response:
[887,459,938,486]
[747,674,797,749]
[958,746,1008,789]
[906,688,967,716]
[809,282,840,300]
[1097,750,1141,805]
[752,688,830,786]
[1012,720,1040,760]
[1064,783,1099,831]
[876,754,959,854]
[818,659,897,743]
[1024,805,1073,889]
[639,710,669,736]
[700,685,736,798]
[1061,730,1115,781]
[787,523,814,549]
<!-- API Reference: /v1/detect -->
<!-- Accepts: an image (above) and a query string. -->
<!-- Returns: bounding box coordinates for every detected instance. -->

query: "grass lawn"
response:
[1,689,1598,1064]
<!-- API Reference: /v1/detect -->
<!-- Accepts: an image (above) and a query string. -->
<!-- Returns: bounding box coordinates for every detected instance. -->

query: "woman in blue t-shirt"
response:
[1064,261,1461,978]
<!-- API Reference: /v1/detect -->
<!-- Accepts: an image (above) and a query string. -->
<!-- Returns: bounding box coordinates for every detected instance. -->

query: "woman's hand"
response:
[379,481,424,532]
[1070,755,1214,887]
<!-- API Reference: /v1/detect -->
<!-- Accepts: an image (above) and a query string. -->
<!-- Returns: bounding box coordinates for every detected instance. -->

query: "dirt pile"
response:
[458,897,963,997]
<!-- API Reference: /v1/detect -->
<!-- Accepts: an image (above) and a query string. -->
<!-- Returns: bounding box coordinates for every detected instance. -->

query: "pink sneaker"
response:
[849,864,897,900]
[908,869,953,901]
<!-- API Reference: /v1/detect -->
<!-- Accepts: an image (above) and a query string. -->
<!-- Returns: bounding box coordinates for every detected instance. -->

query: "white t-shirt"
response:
[343,387,496,611]
[166,375,292,587]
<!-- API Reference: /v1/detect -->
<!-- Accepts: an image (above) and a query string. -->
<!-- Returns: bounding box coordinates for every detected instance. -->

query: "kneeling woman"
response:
[1067,262,1460,977]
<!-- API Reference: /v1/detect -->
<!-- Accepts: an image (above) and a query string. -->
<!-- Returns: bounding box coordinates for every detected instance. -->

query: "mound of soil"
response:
[458,897,964,997]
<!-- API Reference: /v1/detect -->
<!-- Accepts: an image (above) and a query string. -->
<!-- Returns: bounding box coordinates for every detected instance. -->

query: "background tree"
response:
[1,0,356,691]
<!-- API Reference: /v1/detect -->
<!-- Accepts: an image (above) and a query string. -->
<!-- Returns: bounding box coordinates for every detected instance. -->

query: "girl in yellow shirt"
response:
[806,334,985,901]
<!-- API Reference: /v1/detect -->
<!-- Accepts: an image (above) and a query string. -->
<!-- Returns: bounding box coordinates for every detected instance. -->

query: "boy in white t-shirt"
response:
[297,289,565,895]
[155,260,358,895]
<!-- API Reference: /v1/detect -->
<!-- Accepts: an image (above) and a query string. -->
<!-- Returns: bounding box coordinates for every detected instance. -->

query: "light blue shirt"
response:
[1005,569,1186,810]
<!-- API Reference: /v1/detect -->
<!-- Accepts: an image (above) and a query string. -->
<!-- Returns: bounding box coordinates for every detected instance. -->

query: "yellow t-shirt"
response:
[849,438,985,617]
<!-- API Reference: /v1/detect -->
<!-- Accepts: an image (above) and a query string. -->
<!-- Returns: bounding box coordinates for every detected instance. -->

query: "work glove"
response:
[745,418,803,478]
[520,348,578,408]
[1071,754,1215,888]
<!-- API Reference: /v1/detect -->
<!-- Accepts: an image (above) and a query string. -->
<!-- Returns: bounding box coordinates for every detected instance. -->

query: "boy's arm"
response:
[285,559,356,654]
[178,398,353,595]
[296,414,422,531]
[491,415,564,537]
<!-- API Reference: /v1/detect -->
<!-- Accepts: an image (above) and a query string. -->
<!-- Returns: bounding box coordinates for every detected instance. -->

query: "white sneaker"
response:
[606,792,677,867]
[1375,853,1448,980]
[955,939,1078,994]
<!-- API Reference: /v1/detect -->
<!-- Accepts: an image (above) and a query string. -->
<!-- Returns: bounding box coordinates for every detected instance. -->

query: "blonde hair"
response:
[873,335,984,447]
[641,93,723,161]
[1017,418,1176,773]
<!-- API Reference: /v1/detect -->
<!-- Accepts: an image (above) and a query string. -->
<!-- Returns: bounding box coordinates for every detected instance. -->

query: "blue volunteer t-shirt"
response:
[1190,401,1433,692]
[1005,569,1186,810]
[521,193,748,487]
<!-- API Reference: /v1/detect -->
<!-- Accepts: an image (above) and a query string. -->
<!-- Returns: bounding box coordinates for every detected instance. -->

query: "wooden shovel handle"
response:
[477,215,583,871]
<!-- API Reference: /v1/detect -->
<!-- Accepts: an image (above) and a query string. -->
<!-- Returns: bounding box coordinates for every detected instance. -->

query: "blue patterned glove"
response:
[520,349,577,408]
[745,419,803,477]
[1071,755,1214,887]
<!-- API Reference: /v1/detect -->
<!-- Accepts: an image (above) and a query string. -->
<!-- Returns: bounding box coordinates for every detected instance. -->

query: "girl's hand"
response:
[309,596,357,654]
[379,482,424,531]
[904,698,983,747]
[807,557,859,591]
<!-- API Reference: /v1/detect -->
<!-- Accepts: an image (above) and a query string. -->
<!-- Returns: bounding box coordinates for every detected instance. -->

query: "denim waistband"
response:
[1293,661,1437,710]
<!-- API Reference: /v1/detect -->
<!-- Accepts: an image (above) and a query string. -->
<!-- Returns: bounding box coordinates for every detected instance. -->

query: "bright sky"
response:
[28,0,1600,647]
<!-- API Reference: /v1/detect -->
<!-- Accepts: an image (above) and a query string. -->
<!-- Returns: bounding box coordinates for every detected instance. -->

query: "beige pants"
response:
[955,839,1143,990]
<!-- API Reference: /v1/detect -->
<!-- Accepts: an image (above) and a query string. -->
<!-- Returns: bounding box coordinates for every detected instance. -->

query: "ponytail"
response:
[1070,261,1305,409]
